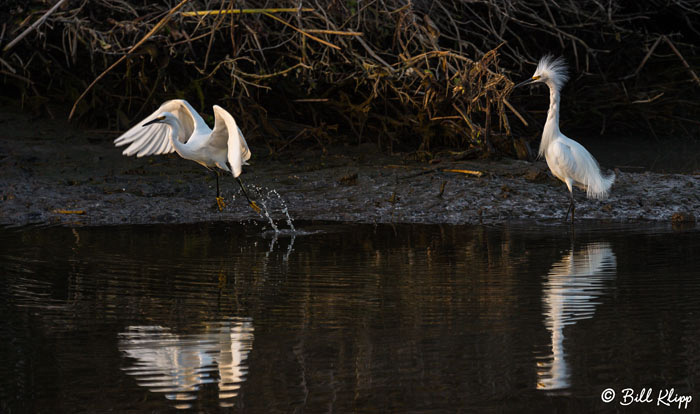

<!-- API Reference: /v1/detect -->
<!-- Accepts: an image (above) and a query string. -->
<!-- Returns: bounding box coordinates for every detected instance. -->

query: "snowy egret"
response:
[515,56,614,223]
[114,99,260,213]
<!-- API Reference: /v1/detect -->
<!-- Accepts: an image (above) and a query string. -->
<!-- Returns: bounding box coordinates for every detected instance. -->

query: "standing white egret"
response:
[114,99,260,213]
[515,56,614,223]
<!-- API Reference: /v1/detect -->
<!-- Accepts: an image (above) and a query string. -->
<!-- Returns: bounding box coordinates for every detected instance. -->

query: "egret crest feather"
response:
[534,55,569,91]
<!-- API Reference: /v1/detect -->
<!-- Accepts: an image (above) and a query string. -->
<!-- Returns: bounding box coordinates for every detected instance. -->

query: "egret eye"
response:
[532,75,541,80]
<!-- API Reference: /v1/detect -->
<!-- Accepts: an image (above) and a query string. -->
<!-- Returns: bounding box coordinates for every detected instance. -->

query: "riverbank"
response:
[1,109,697,227]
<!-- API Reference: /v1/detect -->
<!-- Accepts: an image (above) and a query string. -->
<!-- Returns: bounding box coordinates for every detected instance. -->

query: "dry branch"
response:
[3,0,69,52]
[181,8,313,17]
[443,169,484,177]
[662,35,700,86]
[261,11,340,50]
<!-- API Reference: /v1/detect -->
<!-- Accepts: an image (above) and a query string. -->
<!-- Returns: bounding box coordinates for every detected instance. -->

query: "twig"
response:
[631,92,664,104]
[662,35,700,86]
[237,62,311,79]
[0,69,32,84]
[356,36,395,72]
[503,98,528,126]
[542,0,564,48]
[202,2,227,70]
[53,209,86,215]
[0,57,16,73]
[293,98,329,102]
[437,180,447,197]
[452,103,476,133]
[261,11,341,50]
[442,168,484,177]
[305,29,363,36]
[68,0,190,119]
[181,8,313,17]
[3,0,69,52]
[623,35,661,80]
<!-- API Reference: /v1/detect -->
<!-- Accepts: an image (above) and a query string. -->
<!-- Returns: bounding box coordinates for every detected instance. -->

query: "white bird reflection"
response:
[537,242,616,391]
[118,318,254,409]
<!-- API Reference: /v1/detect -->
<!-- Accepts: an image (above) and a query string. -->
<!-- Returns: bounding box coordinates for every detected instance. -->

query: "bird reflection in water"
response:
[118,318,253,409]
[537,242,616,391]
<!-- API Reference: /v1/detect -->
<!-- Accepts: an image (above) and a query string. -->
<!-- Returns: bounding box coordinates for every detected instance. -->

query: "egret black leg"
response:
[213,170,225,211]
[570,199,575,225]
[564,191,575,225]
[236,177,261,214]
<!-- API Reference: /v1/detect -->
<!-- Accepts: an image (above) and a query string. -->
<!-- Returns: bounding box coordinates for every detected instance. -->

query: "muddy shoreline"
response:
[1,109,698,228]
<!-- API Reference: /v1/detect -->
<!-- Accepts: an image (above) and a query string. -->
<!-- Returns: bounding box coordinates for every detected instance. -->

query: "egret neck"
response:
[163,116,195,160]
[540,84,561,158]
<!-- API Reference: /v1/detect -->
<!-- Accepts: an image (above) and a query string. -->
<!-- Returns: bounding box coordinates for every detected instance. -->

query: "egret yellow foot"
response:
[249,201,262,214]
[216,196,226,211]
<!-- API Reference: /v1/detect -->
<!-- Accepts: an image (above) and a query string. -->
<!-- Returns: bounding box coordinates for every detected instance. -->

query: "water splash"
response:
[257,196,279,233]
[241,185,296,234]
[266,232,278,259]
[235,185,278,233]
[268,189,296,232]
[284,233,296,262]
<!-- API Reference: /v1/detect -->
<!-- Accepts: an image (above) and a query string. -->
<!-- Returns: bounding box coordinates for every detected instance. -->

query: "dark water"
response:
[1,221,698,413]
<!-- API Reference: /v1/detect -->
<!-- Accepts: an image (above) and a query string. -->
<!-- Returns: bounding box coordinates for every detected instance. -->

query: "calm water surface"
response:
[1,221,698,412]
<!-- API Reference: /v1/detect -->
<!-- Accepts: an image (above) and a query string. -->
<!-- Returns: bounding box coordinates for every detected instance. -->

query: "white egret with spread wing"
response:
[114,99,260,213]
[515,56,614,223]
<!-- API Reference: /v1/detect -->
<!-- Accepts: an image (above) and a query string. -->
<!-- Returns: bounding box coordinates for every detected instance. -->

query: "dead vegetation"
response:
[1,1,699,158]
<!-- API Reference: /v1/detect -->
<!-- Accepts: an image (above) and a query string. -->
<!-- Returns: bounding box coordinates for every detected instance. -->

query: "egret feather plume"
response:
[534,55,569,91]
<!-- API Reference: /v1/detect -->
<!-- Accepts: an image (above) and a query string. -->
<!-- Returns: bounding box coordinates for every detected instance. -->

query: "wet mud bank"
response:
[1,110,698,228]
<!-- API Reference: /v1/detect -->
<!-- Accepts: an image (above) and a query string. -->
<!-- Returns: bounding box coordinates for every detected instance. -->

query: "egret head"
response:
[515,55,568,91]
[142,112,174,127]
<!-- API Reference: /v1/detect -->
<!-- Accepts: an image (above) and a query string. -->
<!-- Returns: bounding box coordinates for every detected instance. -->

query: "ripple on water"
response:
[0,222,698,412]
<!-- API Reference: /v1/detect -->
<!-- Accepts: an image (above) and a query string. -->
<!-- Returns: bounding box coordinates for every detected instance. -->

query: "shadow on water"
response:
[0,221,698,412]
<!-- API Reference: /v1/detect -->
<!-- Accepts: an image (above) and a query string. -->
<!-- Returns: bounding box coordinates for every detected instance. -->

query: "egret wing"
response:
[237,125,251,165]
[210,105,251,177]
[114,100,207,157]
[561,137,612,198]
[548,140,577,181]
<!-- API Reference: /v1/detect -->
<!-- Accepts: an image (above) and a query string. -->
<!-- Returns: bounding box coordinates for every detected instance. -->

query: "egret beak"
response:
[514,78,537,89]
[142,116,165,127]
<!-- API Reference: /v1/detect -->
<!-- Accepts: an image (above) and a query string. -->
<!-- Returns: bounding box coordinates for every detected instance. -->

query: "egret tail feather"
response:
[585,170,615,200]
